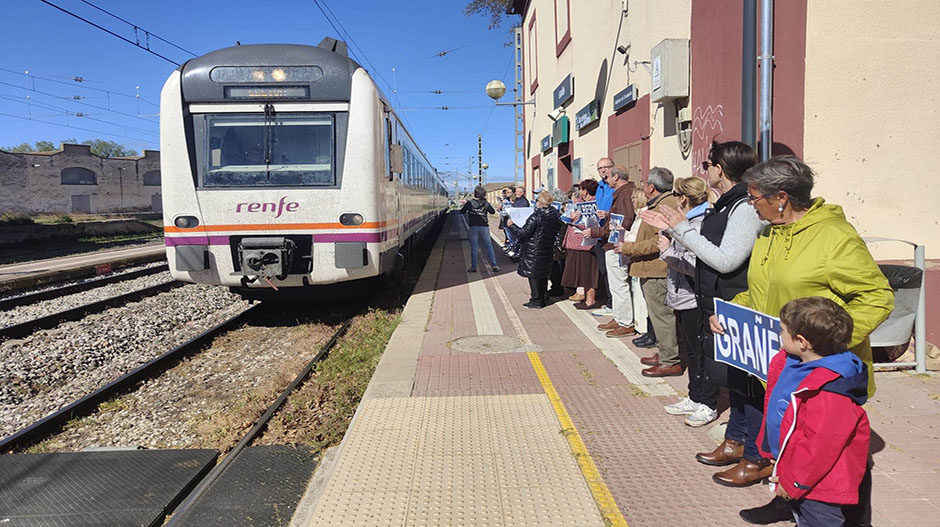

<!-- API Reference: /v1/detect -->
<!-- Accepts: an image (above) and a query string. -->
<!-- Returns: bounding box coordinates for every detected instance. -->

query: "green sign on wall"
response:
[552,115,570,147]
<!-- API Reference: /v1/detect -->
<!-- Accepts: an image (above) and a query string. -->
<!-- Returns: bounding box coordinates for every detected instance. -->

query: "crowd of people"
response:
[460,141,894,526]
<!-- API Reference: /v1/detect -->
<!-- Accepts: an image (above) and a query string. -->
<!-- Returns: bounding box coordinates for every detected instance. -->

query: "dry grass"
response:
[256,309,401,450]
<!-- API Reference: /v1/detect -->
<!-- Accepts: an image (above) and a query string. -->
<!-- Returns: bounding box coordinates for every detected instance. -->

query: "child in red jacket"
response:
[757,297,871,527]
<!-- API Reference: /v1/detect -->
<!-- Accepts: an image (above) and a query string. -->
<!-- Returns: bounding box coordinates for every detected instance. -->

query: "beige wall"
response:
[0,144,162,214]
[522,0,691,188]
[803,1,940,259]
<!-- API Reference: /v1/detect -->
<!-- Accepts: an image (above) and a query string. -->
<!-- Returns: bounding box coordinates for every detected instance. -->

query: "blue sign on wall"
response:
[541,135,552,152]
[575,100,598,130]
[713,299,783,382]
[553,74,574,109]
[613,84,638,112]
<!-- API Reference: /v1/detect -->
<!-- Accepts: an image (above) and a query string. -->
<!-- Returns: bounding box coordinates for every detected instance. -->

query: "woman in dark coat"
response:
[506,190,561,309]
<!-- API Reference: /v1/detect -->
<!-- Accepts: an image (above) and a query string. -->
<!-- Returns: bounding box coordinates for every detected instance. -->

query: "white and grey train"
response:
[160,39,447,299]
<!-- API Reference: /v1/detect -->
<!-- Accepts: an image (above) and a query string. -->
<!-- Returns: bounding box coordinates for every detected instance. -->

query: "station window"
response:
[60,167,97,185]
[142,170,161,186]
[554,0,571,56]
[527,12,539,94]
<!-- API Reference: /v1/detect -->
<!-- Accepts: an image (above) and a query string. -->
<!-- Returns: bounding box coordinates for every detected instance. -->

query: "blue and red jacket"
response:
[757,351,871,504]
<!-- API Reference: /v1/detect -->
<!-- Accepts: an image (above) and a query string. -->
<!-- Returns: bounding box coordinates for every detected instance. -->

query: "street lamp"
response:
[485,80,534,106]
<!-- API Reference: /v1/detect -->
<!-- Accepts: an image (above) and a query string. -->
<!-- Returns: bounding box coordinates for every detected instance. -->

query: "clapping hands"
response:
[639,205,686,230]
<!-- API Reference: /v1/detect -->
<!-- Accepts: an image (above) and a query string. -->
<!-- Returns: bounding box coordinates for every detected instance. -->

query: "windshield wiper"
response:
[263,103,275,181]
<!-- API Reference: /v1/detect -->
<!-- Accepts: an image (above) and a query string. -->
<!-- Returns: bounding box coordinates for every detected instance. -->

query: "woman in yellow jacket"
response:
[710,155,893,524]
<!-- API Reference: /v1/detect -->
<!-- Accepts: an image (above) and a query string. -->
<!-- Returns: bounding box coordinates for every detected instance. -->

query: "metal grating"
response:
[0,449,218,527]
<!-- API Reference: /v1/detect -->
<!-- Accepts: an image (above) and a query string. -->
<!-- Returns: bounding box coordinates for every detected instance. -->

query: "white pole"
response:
[759,0,774,161]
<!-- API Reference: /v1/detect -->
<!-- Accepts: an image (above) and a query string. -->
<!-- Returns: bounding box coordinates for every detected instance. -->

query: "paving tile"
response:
[306,215,940,527]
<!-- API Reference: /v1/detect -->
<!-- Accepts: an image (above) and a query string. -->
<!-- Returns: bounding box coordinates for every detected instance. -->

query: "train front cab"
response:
[160,43,399,297]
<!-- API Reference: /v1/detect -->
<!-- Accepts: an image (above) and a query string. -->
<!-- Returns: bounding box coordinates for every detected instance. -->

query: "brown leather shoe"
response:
[597,319,619,330]
[712,458,774,487]
[605,325,636,338]
[568,293,585,301]
[640,364,682,377]
[640,353,660,366]
[696,439,744,466]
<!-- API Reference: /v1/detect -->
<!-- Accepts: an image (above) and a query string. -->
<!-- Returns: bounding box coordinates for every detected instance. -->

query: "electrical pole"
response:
[477,134,482,186]
[513,26,524,187]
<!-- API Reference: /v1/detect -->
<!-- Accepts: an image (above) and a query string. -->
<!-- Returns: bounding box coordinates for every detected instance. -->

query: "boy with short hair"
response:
[757,296,871,526]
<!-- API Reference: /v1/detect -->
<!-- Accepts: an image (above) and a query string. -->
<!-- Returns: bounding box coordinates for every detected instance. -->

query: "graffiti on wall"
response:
[691,104,724,176]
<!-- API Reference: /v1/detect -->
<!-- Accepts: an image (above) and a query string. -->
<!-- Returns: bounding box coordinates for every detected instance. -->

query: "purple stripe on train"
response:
[165,236,230,247]
[163,212,436,247]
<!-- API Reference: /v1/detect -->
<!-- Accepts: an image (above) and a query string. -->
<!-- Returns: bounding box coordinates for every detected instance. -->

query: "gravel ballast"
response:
[0,266,174,329]
[0,284,248,437]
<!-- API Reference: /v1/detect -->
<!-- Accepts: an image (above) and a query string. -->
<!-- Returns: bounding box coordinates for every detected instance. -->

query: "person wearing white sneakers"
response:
[658,177,717,427]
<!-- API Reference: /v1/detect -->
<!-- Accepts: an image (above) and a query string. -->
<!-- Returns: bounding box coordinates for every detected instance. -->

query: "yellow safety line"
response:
[526,351,629,527]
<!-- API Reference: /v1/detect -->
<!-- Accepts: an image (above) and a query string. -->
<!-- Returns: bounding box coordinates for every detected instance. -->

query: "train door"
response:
[385,112,403,243]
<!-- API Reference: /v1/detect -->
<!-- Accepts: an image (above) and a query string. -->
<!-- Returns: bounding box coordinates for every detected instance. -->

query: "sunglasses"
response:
[701,160,714,171]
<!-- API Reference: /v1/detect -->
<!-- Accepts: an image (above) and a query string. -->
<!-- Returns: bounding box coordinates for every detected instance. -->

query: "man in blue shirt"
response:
[592,157,615,315]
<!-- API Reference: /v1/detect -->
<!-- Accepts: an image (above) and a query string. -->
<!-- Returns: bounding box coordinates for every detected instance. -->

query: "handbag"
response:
[563,224,592,251]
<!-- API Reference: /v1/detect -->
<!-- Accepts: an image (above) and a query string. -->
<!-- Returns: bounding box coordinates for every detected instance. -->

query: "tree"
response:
[2,139,138,157]
[80,139,138,158]
[465,0,513,30]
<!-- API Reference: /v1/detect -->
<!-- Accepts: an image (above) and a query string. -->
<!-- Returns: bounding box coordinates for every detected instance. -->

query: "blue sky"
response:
[0,0,520,190]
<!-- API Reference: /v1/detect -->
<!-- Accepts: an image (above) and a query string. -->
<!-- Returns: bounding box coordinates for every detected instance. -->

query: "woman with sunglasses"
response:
[640,140,767,484]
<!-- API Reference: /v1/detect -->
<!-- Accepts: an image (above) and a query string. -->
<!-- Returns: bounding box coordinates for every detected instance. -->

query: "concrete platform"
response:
[294,212,940,527]
[0,243,165,292]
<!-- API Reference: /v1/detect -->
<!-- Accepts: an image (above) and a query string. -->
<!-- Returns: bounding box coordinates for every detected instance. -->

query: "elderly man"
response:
[620,167,681,376]
[591,158,616,316]
[583,165,636,337]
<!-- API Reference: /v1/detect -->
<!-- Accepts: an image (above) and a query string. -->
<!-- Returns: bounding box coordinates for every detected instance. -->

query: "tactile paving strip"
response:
[308,395,604,526]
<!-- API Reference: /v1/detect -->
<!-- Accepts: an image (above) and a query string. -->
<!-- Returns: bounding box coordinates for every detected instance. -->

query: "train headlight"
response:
[339,213,364,226]
[174,215,200,229]
[251,69,265,81]
[271,68,287,82]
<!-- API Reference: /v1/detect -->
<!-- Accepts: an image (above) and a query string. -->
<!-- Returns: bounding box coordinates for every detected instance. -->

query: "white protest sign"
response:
[508,207,535,227]
[713,298,783,382]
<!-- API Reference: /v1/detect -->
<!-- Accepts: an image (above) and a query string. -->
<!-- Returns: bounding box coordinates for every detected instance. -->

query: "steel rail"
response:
[0,264,170,311]
[0,304,260,453]
[0,279,182,340]
[165,316,354,526]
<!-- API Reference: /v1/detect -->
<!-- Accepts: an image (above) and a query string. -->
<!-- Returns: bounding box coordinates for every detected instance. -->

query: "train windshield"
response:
[202,112,335,187]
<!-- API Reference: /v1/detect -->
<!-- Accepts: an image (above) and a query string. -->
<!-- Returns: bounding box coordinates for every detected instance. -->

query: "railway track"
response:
[0,304,261,453]
[0,263,170,311]
[0,278,182,340]
[164,317,353,526]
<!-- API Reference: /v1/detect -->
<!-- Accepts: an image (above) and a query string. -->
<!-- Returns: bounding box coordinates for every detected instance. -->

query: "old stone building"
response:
[0,143,162,214]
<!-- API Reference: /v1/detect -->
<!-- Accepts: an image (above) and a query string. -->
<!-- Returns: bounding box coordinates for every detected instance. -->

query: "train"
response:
[159,39,447,300]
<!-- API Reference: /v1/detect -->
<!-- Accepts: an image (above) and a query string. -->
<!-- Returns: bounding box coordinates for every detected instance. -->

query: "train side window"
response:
[384,117,392,180]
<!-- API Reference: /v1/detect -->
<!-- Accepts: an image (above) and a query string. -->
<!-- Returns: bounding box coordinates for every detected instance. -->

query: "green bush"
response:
[52,214,73,223]
[0,212,35,225]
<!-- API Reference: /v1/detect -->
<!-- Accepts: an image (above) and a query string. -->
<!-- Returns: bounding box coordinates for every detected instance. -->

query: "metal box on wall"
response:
[650,38,689,103]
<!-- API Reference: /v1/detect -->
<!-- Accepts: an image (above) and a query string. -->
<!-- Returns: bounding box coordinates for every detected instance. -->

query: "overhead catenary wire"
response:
[0,80,159,125]
[480,48,516,137]
[309,0,412,130]
[38,0,182,66]
[0,112,156,146]
[0,67,160,108]
[77,0,198,57]
[0,94,159,137]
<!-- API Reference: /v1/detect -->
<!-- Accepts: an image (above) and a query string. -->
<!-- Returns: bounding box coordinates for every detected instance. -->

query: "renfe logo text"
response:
[235,196,299,218]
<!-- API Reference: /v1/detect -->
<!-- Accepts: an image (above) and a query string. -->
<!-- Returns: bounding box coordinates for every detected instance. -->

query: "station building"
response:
[0,143,162,215]
[508,0,939,261]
